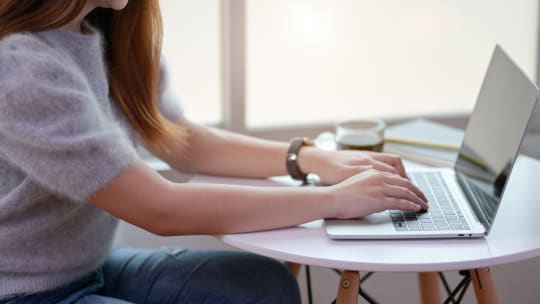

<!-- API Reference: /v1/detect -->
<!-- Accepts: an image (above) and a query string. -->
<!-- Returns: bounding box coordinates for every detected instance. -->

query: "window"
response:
[161,0,538,132]
[246,0,538,128]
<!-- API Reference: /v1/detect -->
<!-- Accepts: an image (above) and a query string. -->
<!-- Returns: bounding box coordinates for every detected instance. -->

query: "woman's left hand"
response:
[298,147,408,185]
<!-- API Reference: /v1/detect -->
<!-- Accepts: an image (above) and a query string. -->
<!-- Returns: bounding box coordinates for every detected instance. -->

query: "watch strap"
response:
[286,137,314,182]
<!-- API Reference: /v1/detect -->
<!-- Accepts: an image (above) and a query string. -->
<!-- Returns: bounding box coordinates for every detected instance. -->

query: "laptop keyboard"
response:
[390,171,471,232]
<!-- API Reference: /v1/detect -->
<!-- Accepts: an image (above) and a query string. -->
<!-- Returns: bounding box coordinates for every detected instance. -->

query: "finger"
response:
[383,185,429,210]
[356,160,399,175]
[382,173,429,202]
[371,153,407,177]
[384,197,423,212]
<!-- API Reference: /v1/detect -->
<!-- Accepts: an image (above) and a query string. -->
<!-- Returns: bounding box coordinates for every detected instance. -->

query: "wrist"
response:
[297,146,316,174]
[297,145,326,178]
[318,185,339,218]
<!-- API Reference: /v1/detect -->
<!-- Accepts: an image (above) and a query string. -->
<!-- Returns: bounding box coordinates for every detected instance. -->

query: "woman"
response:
[0,0,428,303]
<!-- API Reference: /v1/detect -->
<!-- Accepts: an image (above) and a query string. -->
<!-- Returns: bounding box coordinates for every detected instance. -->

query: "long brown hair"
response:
[0,0,185,152]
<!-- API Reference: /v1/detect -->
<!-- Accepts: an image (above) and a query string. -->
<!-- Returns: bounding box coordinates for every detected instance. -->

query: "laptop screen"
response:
[454,45,538,231]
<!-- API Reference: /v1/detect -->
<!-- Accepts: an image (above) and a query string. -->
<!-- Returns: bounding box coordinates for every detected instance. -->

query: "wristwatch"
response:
[286,137,315,182]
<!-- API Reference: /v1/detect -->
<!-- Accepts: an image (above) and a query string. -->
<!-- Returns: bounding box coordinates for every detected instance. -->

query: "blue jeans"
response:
[1,247,301,304]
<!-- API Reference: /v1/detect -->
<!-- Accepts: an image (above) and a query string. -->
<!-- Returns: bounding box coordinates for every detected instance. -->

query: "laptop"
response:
[325,45,539,239]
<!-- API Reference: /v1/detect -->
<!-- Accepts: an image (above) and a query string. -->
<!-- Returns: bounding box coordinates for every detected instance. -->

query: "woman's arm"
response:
[153,118,290,178]
[153,118,414,187]
[89,160,428,236]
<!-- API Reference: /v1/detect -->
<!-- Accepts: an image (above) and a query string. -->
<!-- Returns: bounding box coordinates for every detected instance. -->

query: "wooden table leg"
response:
[470,268,499,304]
[336,270,360,304]
[285,262,302,277]
[418,272,441,304]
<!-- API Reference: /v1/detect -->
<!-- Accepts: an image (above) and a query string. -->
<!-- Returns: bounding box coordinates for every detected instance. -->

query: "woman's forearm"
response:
[90,160,334,235]
[161,119,291,178]
[159,183,333,235]
[90,161,427,236]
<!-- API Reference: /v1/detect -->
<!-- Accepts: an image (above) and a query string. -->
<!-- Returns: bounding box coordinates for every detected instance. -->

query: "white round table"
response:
[214,156,540,303]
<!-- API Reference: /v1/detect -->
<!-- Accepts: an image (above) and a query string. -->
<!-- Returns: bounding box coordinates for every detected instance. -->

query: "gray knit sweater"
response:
[0,25,183,296]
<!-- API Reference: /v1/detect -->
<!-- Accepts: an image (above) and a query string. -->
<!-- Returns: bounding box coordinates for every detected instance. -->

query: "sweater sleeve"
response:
[0,35,139,202]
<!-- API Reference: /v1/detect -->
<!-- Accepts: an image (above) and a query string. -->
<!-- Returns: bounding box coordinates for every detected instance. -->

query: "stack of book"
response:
[383,119,463,167]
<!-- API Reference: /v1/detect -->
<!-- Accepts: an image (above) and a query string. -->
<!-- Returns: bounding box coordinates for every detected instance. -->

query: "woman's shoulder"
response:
[1,31,47,47]
[0,32,84,91]
[0,32,57,63]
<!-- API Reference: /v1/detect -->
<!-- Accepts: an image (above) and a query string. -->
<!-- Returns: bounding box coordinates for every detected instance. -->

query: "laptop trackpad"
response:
[324,211,397,238]
[359,212,391,224]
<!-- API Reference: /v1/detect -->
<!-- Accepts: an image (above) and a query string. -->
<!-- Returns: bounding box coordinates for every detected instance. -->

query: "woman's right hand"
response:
[326,169,428,219]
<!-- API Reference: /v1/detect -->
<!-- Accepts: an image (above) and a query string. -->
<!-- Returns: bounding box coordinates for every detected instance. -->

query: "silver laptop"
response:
[325,45,539,239]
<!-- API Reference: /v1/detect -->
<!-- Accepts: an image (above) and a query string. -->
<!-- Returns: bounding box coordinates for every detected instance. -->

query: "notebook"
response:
[325,45,539,239]
[383,119,463,167]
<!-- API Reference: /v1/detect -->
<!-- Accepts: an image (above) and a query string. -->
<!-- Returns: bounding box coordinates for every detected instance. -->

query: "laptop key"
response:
[450,224,464,230]
[406,222,420,228]
[421,223,436,230]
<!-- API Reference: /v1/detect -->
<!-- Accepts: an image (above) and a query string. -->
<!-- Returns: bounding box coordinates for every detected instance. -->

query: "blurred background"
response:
[122,1,540,303]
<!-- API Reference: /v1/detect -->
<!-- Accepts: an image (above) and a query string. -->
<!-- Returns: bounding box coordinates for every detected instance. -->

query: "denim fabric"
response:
[0,247,301,304]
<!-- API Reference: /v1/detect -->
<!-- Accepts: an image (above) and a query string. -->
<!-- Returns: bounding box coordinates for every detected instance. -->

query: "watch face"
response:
[287,153,298,161]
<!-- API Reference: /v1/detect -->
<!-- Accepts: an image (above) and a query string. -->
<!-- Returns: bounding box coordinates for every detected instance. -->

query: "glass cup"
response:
[335,118,386,152]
